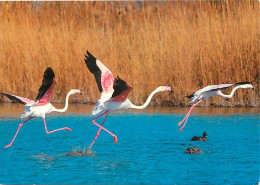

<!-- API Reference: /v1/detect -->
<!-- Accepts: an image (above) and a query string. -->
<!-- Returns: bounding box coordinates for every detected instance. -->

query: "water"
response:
[0,107,259,184]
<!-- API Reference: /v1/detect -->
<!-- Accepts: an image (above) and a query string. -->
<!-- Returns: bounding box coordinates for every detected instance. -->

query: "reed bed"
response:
[0,1,258,106]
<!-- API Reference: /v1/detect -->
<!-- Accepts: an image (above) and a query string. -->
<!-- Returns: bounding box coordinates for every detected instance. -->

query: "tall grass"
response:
[0,1,258,106]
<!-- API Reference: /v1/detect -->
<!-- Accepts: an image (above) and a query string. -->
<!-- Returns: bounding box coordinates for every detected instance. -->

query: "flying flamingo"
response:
[84,51,172,149]
[1,67,82,148]
[178,81,254,132]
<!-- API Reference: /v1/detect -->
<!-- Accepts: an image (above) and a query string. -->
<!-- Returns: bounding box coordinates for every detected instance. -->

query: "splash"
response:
[64,146,95,156]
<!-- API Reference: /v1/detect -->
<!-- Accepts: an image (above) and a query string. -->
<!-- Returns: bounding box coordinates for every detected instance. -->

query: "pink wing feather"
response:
[35,79,56,106]
[84,51,115,102]
[0,93,35,106]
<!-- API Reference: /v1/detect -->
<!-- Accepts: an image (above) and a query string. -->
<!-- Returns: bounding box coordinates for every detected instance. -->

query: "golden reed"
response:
[0,1,258,106]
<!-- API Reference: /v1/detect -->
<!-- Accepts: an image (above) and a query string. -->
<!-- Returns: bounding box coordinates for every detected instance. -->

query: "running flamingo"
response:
[1,67,82,148]
[178,81,254,131]
[84,51,172,148]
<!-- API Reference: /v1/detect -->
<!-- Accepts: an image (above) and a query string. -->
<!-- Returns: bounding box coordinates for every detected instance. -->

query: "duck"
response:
[191,132,207,141]
[185,146,202,154]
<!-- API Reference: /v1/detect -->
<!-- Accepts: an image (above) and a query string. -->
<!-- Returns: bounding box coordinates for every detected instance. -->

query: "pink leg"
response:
[43,118,72,134]
[178,99,202,132]
[178,103,197,126]
[178,110,192,126]
[90,111,118,147]
[89,115,108,149]
[5,118,32,149]
[179,112,192,132]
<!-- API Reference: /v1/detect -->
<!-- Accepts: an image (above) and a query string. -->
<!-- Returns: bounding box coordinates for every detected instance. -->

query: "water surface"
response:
[0,104,259,184]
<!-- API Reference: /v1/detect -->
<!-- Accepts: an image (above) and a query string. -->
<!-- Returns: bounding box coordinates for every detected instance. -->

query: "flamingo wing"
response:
[0,93,35,105]
[84,50,114,102]
[111,76,132,101]
[207,84,235,92]
[186,84,234,100]
[35,67,56,103]
[207,81,253,92]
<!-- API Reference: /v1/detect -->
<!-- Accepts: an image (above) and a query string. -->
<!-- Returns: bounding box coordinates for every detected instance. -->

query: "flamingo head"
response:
[239,84,254,90]
[157,86,173,93]
[69,89,82,95]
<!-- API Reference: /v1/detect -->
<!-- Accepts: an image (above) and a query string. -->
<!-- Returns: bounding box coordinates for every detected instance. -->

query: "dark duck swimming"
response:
[191,132,207,141]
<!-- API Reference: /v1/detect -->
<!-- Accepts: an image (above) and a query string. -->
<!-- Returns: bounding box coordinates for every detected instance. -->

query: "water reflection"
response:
[31,152,57,170]
[0,103,258,118]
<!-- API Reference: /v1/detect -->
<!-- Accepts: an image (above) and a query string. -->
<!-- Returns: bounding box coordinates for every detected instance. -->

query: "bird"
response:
[0,67,82,148]
[191,132,207,141]
[84,50,172,149]
[178,81,254,132]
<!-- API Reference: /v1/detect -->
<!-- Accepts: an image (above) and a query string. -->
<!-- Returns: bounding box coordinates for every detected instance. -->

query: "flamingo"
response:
[1,67,82,148]
[178,81,254,131]
[84,51,172,149]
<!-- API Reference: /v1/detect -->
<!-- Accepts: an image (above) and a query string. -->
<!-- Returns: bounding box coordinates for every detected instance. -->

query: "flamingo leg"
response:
[89,115,108,149]
[178,109,192,127]
[5,118,32,148]
[179,112,192,132]
[178,99,202,132]
[90,111,118,147]
[43,118,72,134]
[177,103,198,127]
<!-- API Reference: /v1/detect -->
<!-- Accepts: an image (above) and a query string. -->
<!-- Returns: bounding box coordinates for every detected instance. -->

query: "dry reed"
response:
[0,1,259,107]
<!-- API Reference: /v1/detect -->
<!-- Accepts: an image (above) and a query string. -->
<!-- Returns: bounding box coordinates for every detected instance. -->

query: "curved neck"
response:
[52,92,72,113]
[217,85,241,98]
[130,88,160,110]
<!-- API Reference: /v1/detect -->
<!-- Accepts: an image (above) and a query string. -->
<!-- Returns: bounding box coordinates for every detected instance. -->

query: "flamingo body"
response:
[21,103,53,119]
[178,81,254,131]
[84,50,172,148]
[1,67,81,148]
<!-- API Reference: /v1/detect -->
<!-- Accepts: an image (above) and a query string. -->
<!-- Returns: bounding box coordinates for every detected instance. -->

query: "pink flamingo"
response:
[1,67,82,148]
[84,51,172,149]
[178,81,254,132]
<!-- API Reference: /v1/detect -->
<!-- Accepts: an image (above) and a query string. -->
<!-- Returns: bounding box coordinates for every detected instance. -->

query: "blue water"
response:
[0,112,259,184]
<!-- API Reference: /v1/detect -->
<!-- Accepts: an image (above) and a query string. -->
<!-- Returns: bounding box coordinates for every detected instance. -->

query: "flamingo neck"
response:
[217,85,242,98]
[130,88,160,110]
[52,91,72,113]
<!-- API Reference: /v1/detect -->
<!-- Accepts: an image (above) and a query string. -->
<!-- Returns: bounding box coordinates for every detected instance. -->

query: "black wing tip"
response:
[0,92,7,97]
[0,93,26,105]
[235,81,254,85]
[36,67,56,100]
[44,67,55,78]
[186,93,194,99]
[85,50,96,61]
[115,76,126,84]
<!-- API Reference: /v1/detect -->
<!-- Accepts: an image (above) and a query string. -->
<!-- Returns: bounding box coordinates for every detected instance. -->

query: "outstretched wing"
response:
[186,84,234,100]
[84,50,114,102]
[208,81,253,92]
[111,76,132,102]
[207,84,234,92]
[0,93,35,105]
[35,67,56,103]
[186,81,252,99]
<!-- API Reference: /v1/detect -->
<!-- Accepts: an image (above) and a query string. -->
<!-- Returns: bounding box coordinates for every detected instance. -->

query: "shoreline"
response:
[0,102,258,118]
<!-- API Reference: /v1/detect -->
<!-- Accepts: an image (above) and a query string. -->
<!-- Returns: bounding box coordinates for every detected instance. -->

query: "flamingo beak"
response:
[77,90,82,95]
[168,87,173,93]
